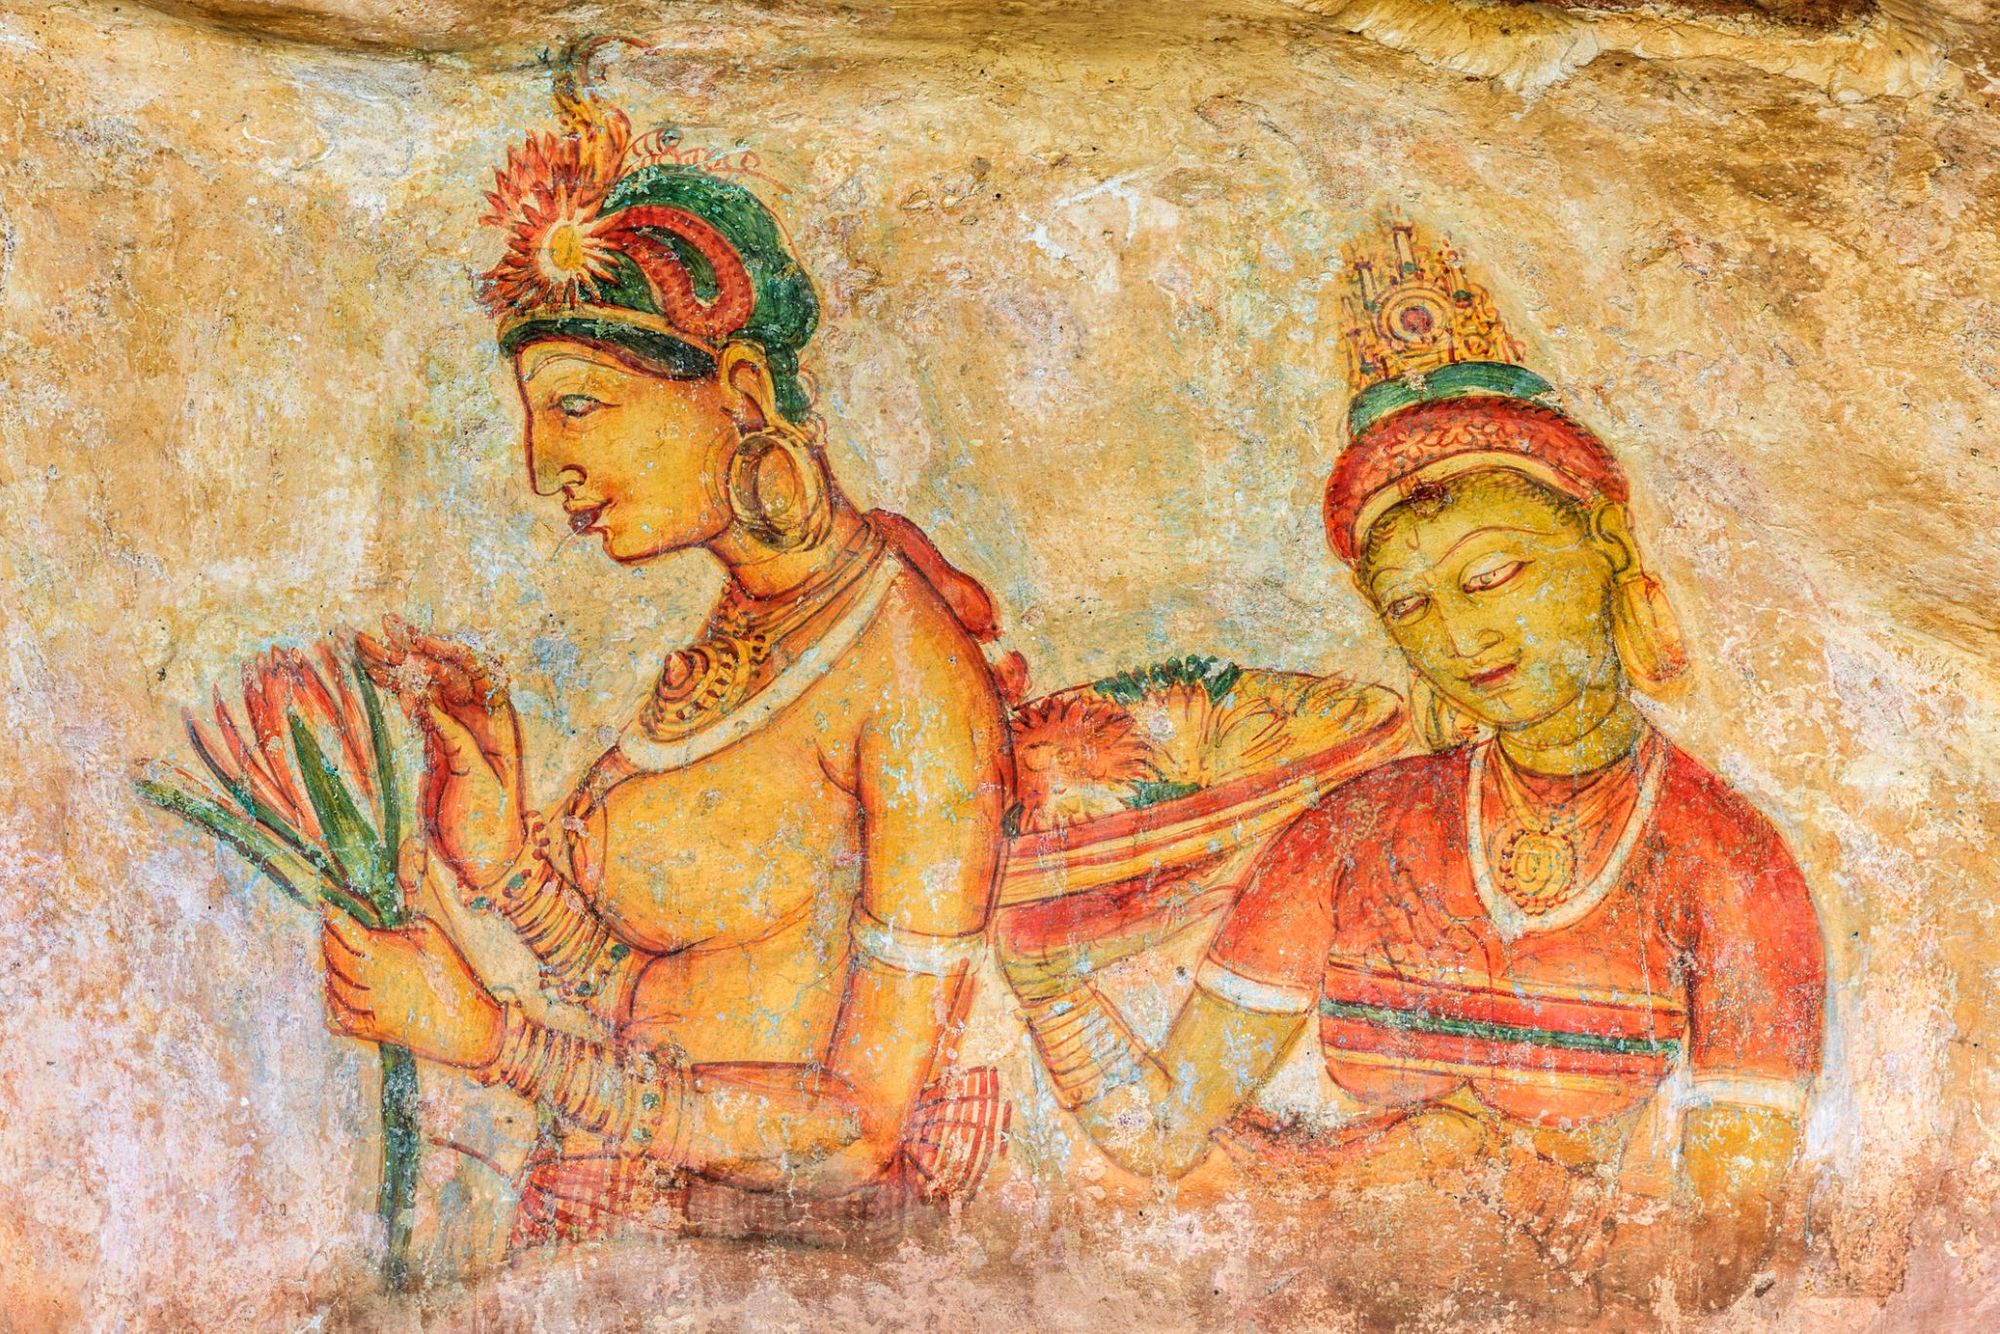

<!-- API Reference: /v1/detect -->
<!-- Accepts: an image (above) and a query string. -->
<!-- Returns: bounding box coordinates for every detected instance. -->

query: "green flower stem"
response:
[134,779,318,911]
[377,1043,421,1289]
[352,657,403,919]
[142,638,421,1291]
[289,714,386,903]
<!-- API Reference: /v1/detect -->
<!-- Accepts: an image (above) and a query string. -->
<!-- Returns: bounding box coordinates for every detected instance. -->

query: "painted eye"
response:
[555,394,606,419]
[1462,559,1526,594]
[1384,593,1431,624]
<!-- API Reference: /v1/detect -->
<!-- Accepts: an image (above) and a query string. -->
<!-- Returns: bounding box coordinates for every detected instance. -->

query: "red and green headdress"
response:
[1323,222,1629,566]
[477,86,820,421]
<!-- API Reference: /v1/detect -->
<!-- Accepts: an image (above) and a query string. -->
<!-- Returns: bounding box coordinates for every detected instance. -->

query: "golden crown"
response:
[1338,222,1533,435]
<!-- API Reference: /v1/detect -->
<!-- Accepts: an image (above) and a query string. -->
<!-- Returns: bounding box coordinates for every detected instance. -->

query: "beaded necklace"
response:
[637,523,885,742]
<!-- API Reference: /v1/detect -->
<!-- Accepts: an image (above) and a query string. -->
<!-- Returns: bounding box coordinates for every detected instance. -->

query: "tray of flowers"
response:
[999,656,1406,915]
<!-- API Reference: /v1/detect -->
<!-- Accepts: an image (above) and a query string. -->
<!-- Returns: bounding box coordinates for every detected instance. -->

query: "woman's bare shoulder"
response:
[851,558,1003,708]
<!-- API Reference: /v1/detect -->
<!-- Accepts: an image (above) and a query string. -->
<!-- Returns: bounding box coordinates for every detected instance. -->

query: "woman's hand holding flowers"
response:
[323,909,505,1069]
[357,616,524,890]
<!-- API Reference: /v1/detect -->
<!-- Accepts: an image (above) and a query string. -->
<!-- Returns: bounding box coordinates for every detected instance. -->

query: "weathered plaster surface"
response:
[1295,0,1966,96]
[2,0,1997,1326]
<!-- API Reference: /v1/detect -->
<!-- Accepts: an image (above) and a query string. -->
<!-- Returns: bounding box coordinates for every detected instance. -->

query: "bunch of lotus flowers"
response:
[135,635,420,1287]
[137,639,407,930]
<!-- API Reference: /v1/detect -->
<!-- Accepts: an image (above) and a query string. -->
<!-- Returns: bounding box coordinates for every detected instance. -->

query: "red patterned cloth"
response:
[1209,740,1824,1126]
[508,1065,1009,1251]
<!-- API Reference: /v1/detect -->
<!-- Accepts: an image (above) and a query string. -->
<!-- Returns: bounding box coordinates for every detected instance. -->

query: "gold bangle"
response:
[1021,986,1150,1112]
[473,1002,541,1087]
[476,1004,691,1161]
[477,814,630,1006]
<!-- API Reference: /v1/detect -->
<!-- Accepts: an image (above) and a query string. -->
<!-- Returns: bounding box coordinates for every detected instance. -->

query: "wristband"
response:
[477,812,629,1005]
[477,1003,692,1162]
[1019,985,1152,1112]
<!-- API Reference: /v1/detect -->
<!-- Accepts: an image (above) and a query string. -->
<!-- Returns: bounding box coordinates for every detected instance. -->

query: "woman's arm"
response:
[1582,799,1825,1304]
[328,595,1012,1194]
[1034,981,1308,1179]
[1576,1100,1803,1305]
[1674,1102,1804,1300]
[996,804,1348,1179]
[472,811,642,1014]
[355,622,643,1018]
[678,612,1011,1190]
[1670,809,1824,1304]
[678,600,1017,1190]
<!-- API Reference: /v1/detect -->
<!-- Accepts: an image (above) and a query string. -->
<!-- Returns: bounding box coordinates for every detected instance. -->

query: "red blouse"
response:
[1205,737,1826,1126]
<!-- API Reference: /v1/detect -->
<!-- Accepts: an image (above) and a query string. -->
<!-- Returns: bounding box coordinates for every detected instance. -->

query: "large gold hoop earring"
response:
[1409,673,1483,752]
[1611,569,1690,696]
[727,424,831,552]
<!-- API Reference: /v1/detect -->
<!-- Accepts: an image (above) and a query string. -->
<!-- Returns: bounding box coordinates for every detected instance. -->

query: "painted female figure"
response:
[997,224,1825,1306]
[319,80,1011,1247]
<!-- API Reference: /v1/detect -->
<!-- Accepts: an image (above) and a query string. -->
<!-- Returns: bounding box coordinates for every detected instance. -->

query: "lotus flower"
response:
[135,634,419,1287]
[476,124,625,316]
[143,641,405,928]
[1011,695,1155,833]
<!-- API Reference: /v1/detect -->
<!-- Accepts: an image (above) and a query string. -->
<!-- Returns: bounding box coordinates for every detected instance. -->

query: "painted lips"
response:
[1466,662,1519,689]
[566,501,608,534]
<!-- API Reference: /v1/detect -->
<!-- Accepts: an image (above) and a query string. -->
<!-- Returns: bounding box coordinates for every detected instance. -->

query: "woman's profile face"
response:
[513,338,736,564]
[1361,470,1621,732]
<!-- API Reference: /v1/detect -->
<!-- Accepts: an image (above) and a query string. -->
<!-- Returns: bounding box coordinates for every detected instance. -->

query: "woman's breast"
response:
[568,731,865,958]
[1322,873,1685,1128]
[623,906,850,1062]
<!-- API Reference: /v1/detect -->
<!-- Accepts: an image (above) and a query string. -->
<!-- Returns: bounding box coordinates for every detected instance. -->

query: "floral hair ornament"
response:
[477,38,820,420]
[1324,220,1688,701]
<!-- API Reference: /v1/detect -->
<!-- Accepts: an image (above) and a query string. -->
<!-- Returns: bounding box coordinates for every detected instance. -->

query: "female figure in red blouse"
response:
[997,223,1825,1307]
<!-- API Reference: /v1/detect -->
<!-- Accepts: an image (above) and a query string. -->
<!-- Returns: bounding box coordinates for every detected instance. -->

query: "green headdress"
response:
[477,89,820,420]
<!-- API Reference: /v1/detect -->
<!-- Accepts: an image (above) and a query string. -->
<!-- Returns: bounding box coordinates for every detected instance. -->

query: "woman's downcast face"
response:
[514,339,738,564]
[1360,470,1626,732]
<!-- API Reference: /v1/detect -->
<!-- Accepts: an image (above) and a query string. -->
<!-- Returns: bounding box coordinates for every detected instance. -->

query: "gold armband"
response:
[1192,957,1316,1016]
[476,1004,691,1160]
[474,813,630,1006]
[1686,1072,1809,1118]
[1018,985,1153,1112]
[851,912,987,977]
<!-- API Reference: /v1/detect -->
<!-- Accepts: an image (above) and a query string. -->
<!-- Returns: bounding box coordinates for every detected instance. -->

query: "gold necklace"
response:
[1487,738,1644,912]
[638,525,883,741]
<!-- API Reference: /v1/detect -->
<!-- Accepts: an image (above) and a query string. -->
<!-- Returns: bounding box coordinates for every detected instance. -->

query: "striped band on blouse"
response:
[851,912,987,977]
[1317,956,1687,1086]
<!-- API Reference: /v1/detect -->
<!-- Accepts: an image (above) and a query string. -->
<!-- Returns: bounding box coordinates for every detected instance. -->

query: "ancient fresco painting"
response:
[127,46,1824,1310]
[6,5,1999,1329]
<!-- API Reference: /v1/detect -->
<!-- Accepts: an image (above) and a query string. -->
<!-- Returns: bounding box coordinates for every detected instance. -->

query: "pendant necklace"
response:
[1466,725,1667,938]
[1490,741,1636,910]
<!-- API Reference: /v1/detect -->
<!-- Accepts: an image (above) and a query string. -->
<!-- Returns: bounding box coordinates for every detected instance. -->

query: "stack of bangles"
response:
[472,812,631,1006]
[475,1002,694,1164]
[1012,982,1155,1112]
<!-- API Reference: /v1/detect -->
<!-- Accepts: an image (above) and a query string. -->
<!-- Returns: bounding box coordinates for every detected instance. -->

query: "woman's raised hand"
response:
[357,616,524,890]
